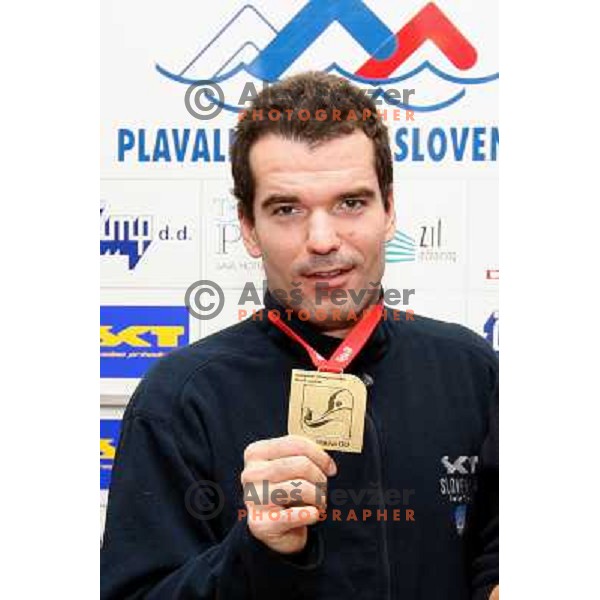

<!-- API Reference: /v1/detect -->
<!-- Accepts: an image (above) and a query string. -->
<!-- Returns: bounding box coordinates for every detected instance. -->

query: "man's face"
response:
[239,131,396,332]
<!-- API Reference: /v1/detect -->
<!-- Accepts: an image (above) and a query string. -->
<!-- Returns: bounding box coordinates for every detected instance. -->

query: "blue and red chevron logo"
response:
[156,1,498,113]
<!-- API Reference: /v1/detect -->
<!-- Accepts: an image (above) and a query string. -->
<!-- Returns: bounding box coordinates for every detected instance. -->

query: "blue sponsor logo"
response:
[156,1,498,114]
[483,310,499,353]
[100,204,152,270]
[116,125,498,164]
[386,219,458,264]
[100,306,189,378]
[115,3,499,164]
[100,419,121,490]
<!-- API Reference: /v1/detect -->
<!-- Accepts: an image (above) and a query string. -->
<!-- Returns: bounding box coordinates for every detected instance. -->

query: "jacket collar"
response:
[255,289,390,372]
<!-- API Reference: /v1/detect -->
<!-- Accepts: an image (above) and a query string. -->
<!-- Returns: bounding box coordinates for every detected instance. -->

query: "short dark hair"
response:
[231,71,393,223]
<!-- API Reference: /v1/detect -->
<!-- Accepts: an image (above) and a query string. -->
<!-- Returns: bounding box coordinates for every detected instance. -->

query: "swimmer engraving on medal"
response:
[302,388,354,439]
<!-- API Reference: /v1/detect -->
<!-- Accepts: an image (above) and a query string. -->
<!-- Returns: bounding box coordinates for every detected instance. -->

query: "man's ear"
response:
[384,190,396,243]
[238,206,262,258]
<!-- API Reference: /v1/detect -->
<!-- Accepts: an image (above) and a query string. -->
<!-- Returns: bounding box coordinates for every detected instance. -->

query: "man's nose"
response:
[306,211,341,255]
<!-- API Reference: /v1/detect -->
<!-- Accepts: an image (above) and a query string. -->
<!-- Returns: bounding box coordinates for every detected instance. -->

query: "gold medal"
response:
[268,301,383,455]
[288,369,367,453]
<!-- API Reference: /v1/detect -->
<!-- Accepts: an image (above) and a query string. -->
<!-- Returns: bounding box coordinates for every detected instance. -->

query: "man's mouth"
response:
[303,267,354,283]
[307,267,352,279]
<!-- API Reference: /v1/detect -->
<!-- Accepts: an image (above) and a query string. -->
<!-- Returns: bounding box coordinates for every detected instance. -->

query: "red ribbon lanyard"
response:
[267,302,384,373]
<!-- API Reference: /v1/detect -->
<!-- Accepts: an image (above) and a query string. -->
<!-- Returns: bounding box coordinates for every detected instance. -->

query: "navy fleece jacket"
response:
[101,291,499,599]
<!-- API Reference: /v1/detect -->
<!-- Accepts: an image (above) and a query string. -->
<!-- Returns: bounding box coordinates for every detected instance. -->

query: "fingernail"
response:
[328,459,337,476]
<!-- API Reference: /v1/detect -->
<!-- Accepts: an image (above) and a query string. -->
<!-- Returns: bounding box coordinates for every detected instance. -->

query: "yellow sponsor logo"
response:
[100,438,116,465]
[100,325,185,347]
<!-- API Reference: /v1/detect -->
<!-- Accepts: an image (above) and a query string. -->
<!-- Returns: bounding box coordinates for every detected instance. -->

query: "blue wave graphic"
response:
[157,59,498,88]
[156,61,248,86]
[156,60,496,114]
[332,62,498,86]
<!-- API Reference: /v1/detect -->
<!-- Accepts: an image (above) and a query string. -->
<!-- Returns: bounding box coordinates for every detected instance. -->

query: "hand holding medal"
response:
[241,435,337,554]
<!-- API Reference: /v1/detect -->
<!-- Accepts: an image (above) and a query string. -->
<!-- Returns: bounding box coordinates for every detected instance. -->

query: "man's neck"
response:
[264,288,382,340]
[303,301,380,340]
[318,324,352,339]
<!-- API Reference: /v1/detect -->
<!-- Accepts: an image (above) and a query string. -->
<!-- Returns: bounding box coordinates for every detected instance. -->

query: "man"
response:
[101,72,499,599]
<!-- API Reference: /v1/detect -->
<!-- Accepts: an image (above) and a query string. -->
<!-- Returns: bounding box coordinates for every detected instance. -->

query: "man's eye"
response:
[340,198,366,211]
[272,205,299,216]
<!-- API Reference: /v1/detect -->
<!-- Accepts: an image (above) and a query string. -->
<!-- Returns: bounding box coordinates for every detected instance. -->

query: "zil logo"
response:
[386,219,455,264]
[419,218,443,249]
[385,229,416,263]
[100,419,121,490]
[156,1,498,113]
[100,203,152,270]
[483,310,499,353]
[100,306,189,378]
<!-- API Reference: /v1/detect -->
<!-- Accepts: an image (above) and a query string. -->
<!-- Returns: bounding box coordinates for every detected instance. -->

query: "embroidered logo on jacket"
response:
[439,455,478,503]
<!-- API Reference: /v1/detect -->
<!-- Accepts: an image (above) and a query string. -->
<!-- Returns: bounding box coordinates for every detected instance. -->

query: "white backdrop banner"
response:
[100,0,499,398]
